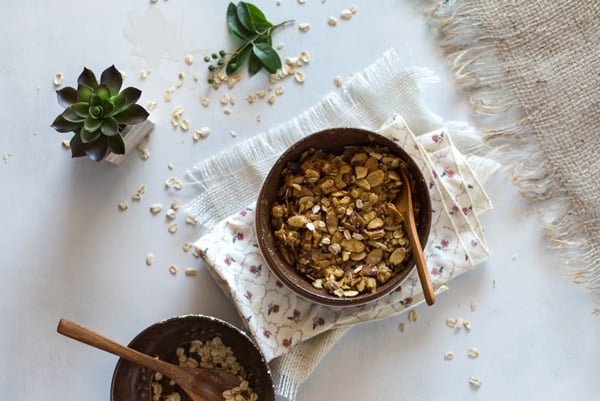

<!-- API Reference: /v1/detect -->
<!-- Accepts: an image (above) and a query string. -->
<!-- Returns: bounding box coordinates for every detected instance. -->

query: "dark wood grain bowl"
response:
[256,127,432,308]
[110,314,274,401]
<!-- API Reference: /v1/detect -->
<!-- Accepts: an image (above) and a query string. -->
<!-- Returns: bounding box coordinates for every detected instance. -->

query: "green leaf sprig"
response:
[205,2,293,86]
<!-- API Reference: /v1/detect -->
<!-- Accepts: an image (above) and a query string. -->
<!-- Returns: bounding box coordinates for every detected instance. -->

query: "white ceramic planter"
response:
[103,120,154,165]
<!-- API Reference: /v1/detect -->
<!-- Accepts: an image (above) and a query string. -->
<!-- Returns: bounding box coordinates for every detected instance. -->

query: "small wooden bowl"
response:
[256,127,432,307]
[110,315,274,401]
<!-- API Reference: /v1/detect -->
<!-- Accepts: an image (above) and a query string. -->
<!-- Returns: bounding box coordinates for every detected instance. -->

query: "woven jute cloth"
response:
[427,0,600,308]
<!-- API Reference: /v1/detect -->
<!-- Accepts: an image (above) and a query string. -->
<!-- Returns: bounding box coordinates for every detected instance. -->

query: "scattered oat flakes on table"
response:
[469,376,482,388]
[467,347,480,358]
[340,9,353,20]
[298,23,310,32]
[149,204,163,215]
[166,208,177,220]
[53,72,63,86]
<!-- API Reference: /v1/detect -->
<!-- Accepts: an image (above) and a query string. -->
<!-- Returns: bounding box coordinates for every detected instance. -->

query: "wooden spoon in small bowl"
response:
[388,170,436,305]
[57,318,240,401]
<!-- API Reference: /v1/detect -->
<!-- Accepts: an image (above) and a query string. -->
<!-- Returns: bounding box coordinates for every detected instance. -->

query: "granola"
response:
[270,145,416,297]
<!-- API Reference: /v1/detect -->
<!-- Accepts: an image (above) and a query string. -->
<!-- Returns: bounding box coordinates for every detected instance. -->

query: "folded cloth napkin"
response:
[183,49,498,400]
[194,114,492,357]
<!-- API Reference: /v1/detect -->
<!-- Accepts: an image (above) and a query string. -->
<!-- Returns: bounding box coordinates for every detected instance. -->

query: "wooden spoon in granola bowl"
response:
[389,170,436,305]
[57,319,240,401]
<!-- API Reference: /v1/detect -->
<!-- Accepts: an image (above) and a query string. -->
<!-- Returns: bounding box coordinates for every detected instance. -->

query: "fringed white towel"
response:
[182,49,499,400]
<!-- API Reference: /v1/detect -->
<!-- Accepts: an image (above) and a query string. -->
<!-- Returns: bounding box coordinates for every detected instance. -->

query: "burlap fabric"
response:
[427,0,600,309]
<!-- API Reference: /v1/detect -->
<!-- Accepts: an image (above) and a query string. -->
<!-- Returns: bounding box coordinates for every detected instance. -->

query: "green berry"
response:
[211,53,218,59]
[219,50,226,57]
[203,56,211,62]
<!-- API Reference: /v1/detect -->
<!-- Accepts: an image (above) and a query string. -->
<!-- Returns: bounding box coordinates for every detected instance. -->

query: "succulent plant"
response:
[51,65,149,161]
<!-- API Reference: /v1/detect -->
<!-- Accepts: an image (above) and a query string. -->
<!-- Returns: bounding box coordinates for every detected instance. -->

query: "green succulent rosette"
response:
[51,65,149,161]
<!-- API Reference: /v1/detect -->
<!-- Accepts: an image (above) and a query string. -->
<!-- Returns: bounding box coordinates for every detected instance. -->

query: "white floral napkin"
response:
[183,49,499,400]
[193,114,493,362]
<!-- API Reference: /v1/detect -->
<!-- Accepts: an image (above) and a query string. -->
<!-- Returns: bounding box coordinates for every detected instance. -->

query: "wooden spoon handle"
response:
[57,318,180,379]
[403,211,436,306]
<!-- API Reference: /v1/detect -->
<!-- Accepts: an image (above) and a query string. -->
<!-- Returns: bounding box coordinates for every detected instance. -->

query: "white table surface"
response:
[1,1,597,400]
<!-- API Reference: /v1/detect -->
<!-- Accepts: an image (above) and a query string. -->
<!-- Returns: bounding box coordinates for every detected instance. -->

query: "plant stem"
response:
[228,19,294,67]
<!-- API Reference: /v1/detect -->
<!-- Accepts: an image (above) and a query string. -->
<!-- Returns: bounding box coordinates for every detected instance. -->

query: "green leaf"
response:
[252,42,281,74]
[70,102,89,118]
[84,116,103,133]
[84,136,109,161]
[226,45,252,75]
[100,98,115,116]
[77,67,98,89]
[111,87,142,113]
[227,2,253,40]
[51,115,82,133]
[113,104,149,125]
[61,107,86,123]
[240,2,272,32]
[100,117,119,136]
[100,65,123,96]
[80,127,101,143]
[94,84,111,100]
[248,52,263,76]
[89,105,103,118]
[56,87,78,107]
[236,2,257,33]
[69,133,86,158]
[107,134,125,155]
[257,33,272,46]
[77,84,94,102]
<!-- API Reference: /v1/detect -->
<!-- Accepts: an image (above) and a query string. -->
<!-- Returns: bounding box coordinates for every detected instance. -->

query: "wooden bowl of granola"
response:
[256,127,432,307]
[110,314,274,401]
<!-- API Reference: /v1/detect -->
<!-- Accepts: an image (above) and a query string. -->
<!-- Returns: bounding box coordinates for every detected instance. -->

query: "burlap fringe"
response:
[426,1,600,314]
